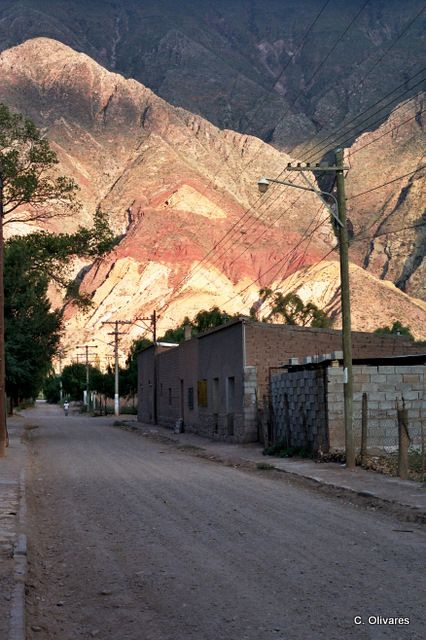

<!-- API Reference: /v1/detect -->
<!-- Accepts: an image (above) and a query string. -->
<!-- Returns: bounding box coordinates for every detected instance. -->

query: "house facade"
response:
[137,318,422,443]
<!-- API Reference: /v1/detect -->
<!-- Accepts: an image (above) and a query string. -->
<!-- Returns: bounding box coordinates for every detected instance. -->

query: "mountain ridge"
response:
[0,0,424,150]
[0,37,424,364]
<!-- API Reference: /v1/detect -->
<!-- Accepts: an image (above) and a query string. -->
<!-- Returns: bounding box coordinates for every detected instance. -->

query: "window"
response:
[188,387,194,411]
[212,378,219,413]
[168,388,172,406]
[226,377,235,412]
[197,380,208,407]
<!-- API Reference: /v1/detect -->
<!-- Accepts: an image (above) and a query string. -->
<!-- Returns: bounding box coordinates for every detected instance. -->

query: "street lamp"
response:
[257,149,355,468]
[257,176,342,228]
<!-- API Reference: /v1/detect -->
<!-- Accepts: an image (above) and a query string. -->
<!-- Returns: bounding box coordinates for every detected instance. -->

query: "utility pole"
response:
[130,312,159,424]
[152,310,158,425]
[0,170,7,456]
[76,345,97,412]
[260,149,355,468]
[102,320,132,416]
[335,148,355,469]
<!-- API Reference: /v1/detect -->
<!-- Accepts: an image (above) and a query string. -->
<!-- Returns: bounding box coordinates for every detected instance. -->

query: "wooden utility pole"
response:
[0,171,7,456]
[397,399,410,480]
[335,148,355,469]
[284,150,355,468]
[76,345,97,411]
[102,320,132,416]
[152,310,158,425]
[360,392,368,467]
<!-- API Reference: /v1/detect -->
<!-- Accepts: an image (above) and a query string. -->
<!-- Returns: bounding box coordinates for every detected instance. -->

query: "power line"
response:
[296,70,425,161]
[156,9,423,315]
[348,165,425,200]
[169,74,425,298]
[360,4,425,85]
[349,108,425,157]
[165,0,374,249]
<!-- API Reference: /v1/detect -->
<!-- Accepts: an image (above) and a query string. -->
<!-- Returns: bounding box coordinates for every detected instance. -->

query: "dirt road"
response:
[24,404,425,639]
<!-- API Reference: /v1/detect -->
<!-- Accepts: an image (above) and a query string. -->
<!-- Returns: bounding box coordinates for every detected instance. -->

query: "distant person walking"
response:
[64,401,69,417]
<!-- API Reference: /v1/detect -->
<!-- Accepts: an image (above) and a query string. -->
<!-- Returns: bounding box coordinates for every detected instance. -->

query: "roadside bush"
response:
[263,441,313,459]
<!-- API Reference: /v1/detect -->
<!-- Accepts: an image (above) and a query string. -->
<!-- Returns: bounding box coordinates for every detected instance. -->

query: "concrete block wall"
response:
[327,364,426,451]
[271,368,328,452]
[242,366,258,443]
[156,347,181,428]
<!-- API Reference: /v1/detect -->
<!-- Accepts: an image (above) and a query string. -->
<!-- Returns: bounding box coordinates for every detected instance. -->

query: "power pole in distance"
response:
[76,344,98,412]
[102,321,132,416]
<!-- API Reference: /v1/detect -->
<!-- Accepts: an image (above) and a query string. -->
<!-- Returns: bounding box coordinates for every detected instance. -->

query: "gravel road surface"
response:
[24,404,425,640]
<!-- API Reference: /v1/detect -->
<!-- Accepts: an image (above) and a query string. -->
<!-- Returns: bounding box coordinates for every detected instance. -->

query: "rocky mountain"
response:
[344,92,425,301]
[0,37,424,365]
[0,0,424,150]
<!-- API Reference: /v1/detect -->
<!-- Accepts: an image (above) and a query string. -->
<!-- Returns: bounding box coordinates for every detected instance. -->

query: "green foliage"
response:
[8,208,117,308]
[0,103,79,224]
[1,106,117,402]
[5,242,62,403]
[159,307,235,344]
[256,462,275,471]
[263,441,313,459]
[252,289,331,328]
[374,321,414,342]
[61,362,105,401]
[122,337,153,396]
[43,375,61,404]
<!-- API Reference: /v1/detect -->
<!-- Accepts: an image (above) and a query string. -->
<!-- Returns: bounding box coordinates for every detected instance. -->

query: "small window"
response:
[212,378,219,413]
[188,387,194,410]
[168,388,172,406]
[197,380,208,407]
[226,377,235,412]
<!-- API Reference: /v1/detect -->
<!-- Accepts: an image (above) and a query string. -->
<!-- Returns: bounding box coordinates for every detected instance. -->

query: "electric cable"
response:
[348,165,425,200]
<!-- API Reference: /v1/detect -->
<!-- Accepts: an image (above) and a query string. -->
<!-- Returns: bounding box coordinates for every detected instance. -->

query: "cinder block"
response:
[401,391,420,401]
[378,366,395,374]
[403,374,422,384]
[386,374,403,384]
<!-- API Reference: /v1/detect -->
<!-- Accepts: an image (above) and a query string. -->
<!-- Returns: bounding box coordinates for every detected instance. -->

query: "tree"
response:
[61,362,104,401]
[43,375,61,404]
[122,337,153,396]
[0,103,79,456]
[10,207,118,308]
[374,321,414,342]
[159,307,234,343]
[251,289,331,328]
[3,208,117,411]
[4,241,62,408]
[0,103,78,225]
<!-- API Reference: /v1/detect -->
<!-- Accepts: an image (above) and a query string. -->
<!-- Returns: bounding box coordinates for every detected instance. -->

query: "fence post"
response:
[397,399,410,480]
[360,392,368,467]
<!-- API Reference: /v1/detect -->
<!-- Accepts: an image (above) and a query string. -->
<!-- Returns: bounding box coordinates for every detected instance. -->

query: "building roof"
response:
[283,352,426,371]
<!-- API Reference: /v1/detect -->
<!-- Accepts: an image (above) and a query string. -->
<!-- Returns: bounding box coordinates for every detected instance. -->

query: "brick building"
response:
[137,318,422,443]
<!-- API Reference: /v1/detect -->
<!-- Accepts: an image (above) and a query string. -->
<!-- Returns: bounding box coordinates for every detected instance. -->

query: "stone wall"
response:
[242,366,258,443]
